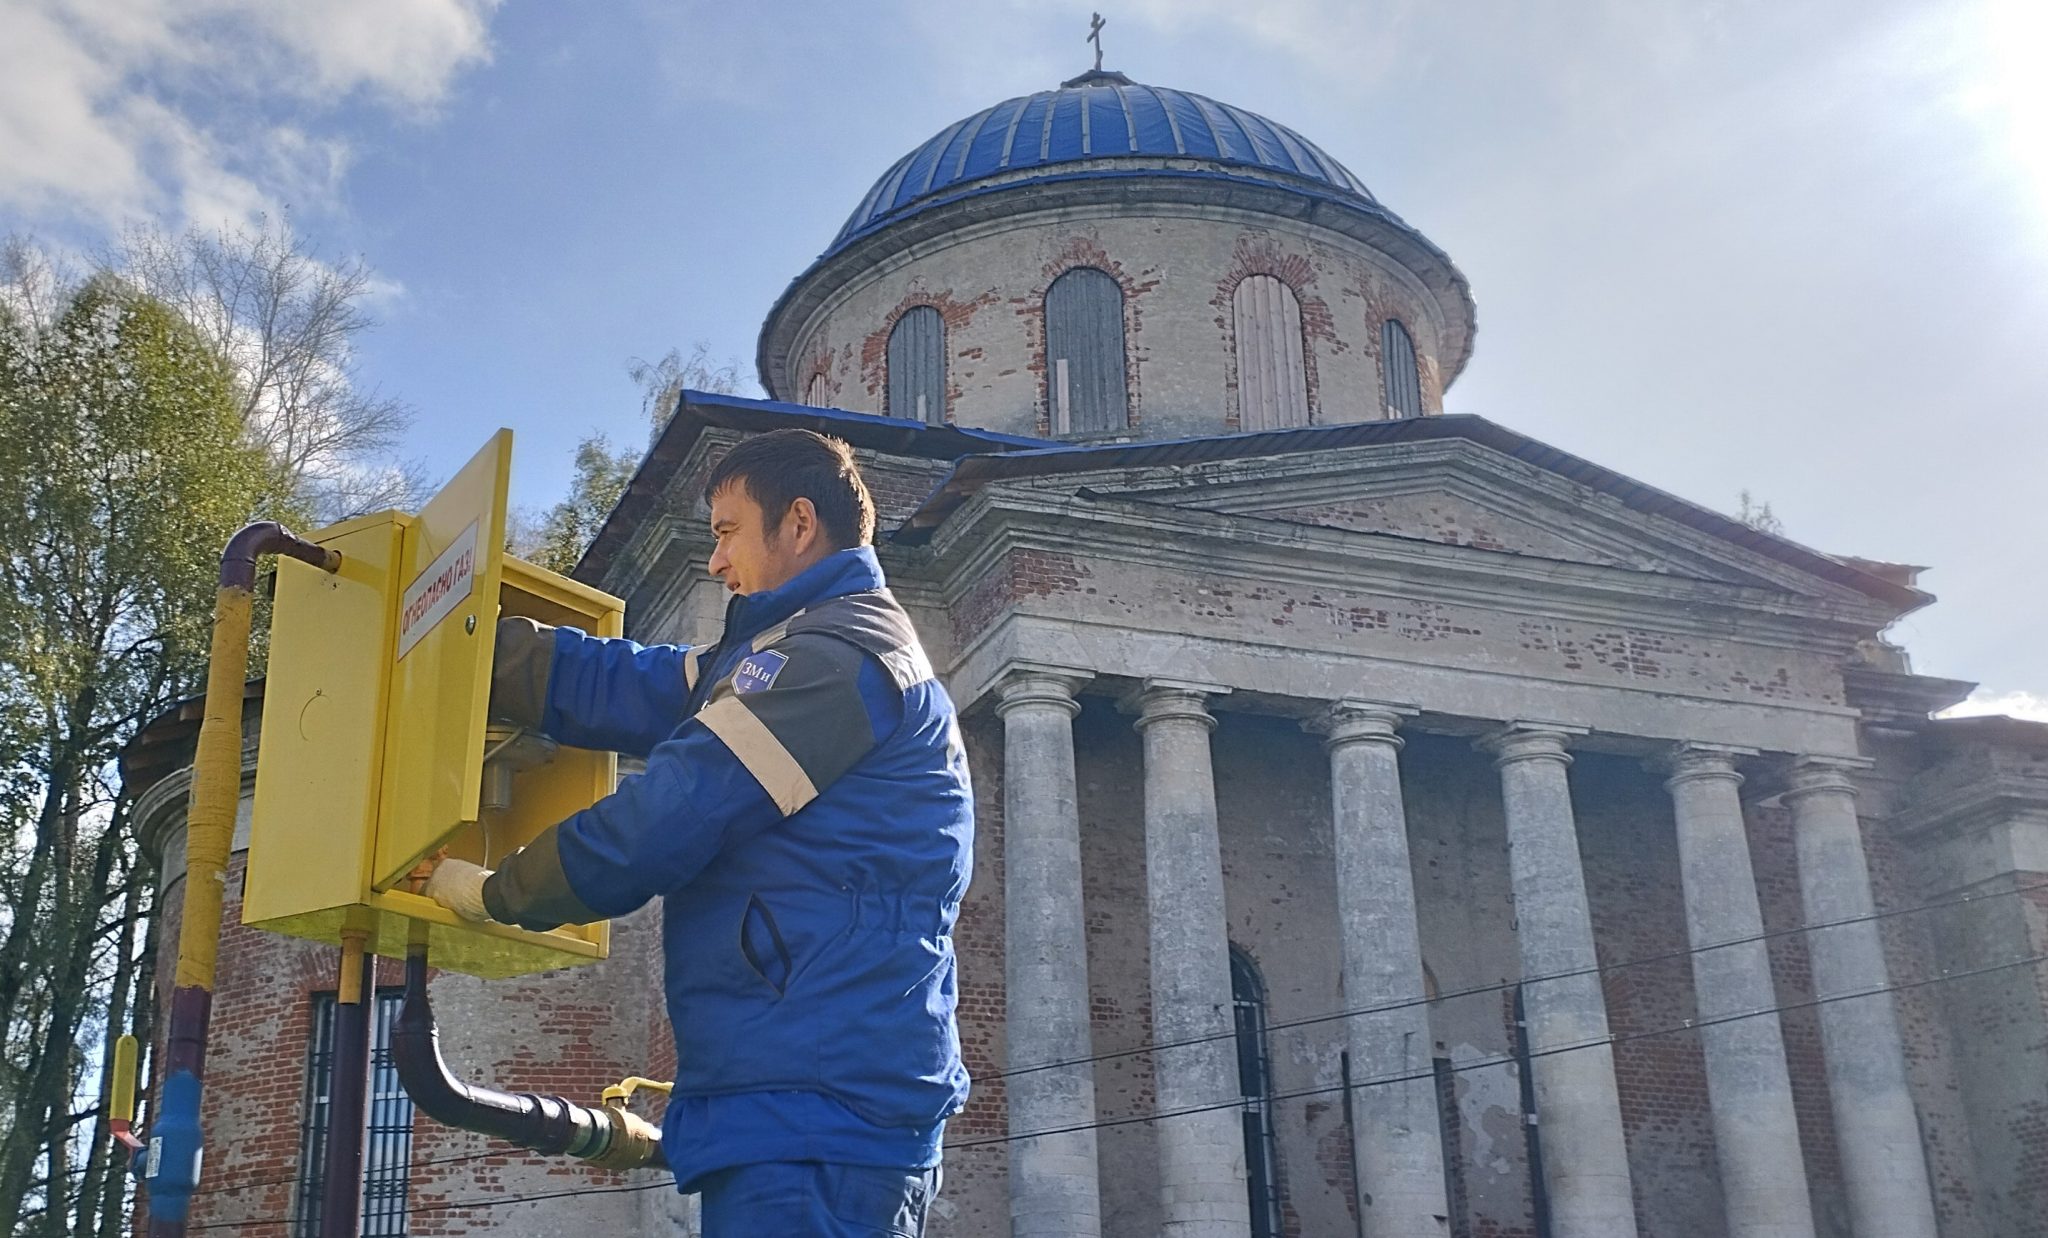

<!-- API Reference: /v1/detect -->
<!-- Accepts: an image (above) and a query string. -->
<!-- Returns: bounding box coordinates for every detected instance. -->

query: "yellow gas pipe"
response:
[149,523,340,1237]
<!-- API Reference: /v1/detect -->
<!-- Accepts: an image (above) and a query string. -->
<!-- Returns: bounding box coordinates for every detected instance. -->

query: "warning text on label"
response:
[397,520,480,660]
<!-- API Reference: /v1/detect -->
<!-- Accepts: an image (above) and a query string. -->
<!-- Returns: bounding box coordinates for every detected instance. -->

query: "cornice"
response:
[944,609,1866,759]
[1891,774,2048,844]
[1842,666,1978,730]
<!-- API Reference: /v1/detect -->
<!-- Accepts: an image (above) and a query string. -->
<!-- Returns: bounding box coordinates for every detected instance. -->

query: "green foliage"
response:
[0,278,284,733]
[520,433,638,575]
[0,272,280,1235]
[512,344,744,575]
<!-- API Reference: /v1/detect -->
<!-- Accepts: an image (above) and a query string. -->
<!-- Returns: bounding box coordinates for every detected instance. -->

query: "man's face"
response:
[707,482,817,597]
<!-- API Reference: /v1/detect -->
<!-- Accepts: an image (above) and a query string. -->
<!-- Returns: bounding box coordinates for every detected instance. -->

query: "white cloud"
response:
[232,0,500,106]
[1940,689,2048,723]
[0,0,501,231]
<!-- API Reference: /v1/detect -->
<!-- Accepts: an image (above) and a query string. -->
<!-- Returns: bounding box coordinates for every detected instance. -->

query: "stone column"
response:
[1782,758,1937,1238]
[1313,703,1449,1237]
[1478,723,1639,1238]
[1133,682,1251,1238]
[996,669,1104,1238]
[1661,745,1815,1238]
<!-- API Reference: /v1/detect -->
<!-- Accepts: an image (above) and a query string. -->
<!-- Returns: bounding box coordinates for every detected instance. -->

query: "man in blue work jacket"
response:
[423,429,972,1236]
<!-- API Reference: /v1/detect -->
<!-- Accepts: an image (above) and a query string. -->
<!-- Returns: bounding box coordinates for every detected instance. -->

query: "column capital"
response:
[1783,754,1874,803]
[992,664,1093,720]
[1123,679,1229,733]
[1476,721,1587,768]
[1306,700,1416,751]
[1657,741,1757,790]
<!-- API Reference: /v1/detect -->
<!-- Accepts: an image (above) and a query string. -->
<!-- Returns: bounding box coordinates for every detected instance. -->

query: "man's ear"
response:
[788,497,820,550]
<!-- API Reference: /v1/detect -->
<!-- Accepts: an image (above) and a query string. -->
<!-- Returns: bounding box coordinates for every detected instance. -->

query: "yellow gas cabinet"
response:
[243,430,624,978]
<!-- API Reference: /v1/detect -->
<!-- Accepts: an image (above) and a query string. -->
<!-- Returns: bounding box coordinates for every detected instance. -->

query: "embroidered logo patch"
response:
[732,650,789,696]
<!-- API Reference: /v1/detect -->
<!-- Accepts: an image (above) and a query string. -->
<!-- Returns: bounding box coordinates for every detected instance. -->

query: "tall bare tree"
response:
[626,342,746,438]
[113,220,428,521]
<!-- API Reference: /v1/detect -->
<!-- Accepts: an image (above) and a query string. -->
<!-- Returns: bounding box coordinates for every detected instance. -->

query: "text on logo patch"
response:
[733,650,789,696]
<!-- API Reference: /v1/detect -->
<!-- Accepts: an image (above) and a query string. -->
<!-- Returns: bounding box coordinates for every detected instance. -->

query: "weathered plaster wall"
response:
[1889,735,2048,1238]
[785,210,1449,439]
[943,544,1853,715]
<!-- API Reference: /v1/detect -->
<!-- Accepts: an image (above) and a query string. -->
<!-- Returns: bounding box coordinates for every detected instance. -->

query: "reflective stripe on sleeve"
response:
[697,696,821,816]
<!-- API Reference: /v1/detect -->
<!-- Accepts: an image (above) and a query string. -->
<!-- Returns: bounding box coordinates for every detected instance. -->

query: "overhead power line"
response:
[172,948,2048,1230]
[987,875,2048,1083]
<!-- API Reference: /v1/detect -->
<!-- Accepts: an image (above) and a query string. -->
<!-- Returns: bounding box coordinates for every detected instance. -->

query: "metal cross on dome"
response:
[1088,12,1106,71]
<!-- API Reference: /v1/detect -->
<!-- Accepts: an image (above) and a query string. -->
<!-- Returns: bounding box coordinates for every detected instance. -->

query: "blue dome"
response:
[829,73,1380,255]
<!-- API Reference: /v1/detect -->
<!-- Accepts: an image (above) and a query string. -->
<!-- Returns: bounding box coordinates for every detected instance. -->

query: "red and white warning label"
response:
[397,519,479,659]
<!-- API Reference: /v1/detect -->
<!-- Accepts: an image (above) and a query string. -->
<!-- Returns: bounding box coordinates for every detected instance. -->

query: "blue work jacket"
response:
[481,548,973,1189]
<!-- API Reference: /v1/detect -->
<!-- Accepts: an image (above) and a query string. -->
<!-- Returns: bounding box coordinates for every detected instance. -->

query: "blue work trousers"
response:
[696,1161,940,1237]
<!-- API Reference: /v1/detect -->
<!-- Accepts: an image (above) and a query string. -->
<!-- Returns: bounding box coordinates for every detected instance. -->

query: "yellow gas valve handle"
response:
[109,1034,145,1152]
[601,1076,674,1107]
[111,1034,139,1123]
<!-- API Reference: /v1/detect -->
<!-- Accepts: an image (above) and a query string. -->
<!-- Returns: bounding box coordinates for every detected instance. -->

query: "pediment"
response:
[1251,488,1648,571]
[988,437,1883,607]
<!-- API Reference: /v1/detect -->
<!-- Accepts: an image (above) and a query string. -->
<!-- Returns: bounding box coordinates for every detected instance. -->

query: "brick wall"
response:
[787,215,1452,442]
[1575,752,1726,1237]
[149,846,670,1236]
[151,703,2021,1237]
[933,709,1009,1237]
[1073,701,1163,1235]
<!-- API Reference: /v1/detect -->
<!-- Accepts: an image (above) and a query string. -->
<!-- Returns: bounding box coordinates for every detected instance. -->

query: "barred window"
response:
[1232,275,1310,430]
[1381,318,1422,419]
[1232,947,1283,1238]
[805,371,830,407]
[1044,267,1127,434]
[886,306,946,425]
[293,990,413,1236]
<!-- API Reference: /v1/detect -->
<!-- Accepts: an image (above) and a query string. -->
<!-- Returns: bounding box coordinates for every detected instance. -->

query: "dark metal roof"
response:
[573,390,1053,585]
[1925,713,2048,751]
[119,678,265,801]
[892,414,1932,612]
[573,393,1927,613]
[829,75,1377,259]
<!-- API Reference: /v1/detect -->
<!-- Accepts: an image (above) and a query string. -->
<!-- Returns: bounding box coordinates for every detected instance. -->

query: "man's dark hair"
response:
[704,429,876,548]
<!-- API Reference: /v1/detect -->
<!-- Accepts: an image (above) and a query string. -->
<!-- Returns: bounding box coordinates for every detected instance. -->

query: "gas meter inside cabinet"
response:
[244,430,626,979]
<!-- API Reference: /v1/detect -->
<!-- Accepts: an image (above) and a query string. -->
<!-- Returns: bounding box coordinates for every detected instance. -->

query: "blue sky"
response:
[3,0,2044,709]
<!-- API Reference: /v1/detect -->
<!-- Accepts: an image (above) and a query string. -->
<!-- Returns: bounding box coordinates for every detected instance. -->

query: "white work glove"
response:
[422,858,493,923]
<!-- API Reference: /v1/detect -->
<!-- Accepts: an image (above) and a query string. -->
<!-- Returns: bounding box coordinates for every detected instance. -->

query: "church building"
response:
[130,65,2048,1238]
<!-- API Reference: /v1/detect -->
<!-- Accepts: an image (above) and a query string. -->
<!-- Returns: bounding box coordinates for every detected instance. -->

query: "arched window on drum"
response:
[805,371,830,408]
[1381,318,1423,419]
[887,306,946,425]
[1232,275,1310,430]
[1044,267,1127,434]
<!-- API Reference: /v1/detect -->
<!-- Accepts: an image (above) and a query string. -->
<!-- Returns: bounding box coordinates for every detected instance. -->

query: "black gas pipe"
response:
[391,946,665,1172]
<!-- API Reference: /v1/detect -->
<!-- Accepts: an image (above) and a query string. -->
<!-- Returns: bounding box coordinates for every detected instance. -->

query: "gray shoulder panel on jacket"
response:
[697,633,882,817]
[787,590,933,690]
